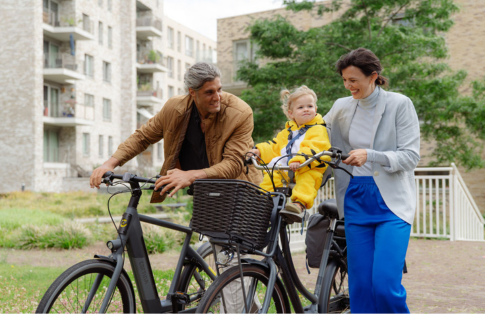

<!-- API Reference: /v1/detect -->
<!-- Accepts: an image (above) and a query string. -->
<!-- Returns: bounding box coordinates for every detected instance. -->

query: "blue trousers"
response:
[344,176,411,313]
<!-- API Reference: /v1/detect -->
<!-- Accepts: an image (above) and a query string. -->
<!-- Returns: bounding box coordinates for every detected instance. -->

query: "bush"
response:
[18,221,92,250]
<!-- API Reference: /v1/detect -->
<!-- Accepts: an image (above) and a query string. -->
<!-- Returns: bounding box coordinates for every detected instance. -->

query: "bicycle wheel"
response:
[36,259,135,313]
[197,264,289,313]
[319,259,350,313]
[178,242,216,309]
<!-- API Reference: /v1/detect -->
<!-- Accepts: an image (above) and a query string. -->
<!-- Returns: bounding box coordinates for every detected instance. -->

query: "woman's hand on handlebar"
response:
[342,149,367,167]
[90,157,120,189]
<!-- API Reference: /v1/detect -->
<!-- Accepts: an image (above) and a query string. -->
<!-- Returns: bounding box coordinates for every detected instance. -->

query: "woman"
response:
[323,48,420,313]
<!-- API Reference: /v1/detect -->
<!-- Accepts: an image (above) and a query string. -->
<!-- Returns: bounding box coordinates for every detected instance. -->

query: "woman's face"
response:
[341,65,377,99]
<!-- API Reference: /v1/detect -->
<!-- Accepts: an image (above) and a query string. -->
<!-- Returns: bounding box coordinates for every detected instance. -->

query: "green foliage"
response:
[18,222,91,250]
[239,0,485,169]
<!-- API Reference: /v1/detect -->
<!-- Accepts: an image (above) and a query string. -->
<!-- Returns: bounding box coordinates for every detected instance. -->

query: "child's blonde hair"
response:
[280,85,318,120]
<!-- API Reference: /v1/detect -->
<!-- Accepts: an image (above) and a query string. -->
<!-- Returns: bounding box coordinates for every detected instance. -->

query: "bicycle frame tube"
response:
[313,218,337,299]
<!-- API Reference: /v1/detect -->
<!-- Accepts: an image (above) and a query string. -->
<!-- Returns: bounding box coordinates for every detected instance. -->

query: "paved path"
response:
[2,238,485,312]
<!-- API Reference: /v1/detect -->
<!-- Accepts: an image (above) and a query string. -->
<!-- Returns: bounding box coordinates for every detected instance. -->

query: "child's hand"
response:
[249,148,260,158]
[289,161,300,171]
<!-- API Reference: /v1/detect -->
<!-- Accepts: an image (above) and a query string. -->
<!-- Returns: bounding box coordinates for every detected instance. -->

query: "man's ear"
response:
[188,88,196,98]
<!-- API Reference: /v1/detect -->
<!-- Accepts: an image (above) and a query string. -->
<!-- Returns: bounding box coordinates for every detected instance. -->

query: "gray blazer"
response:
[323,88,420,224]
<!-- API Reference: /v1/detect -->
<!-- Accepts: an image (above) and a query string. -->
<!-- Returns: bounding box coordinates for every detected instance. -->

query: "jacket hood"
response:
[285,113,324,131]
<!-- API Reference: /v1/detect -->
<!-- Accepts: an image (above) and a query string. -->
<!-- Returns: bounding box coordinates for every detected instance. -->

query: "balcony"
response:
[43,53,84,84]
[136,52,167,73]
[42,9,94,41]
[218,65,248,96]
[136,17,163,40]
[137,88,164,107]
[43,99,94,127]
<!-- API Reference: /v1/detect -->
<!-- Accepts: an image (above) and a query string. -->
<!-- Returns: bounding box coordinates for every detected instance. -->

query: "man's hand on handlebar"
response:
[248,148,260,158]
[90,157,120,189]
[155,169,207,197]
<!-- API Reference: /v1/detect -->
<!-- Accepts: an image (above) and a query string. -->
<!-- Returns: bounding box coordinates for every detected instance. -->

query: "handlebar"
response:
[102,172,165,191]
[250,150,349,171]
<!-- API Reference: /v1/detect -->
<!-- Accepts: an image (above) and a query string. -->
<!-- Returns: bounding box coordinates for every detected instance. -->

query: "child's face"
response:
[288,94,317,126]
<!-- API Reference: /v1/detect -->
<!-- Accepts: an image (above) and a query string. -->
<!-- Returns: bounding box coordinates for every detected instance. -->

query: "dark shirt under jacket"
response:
[179,102,210,171]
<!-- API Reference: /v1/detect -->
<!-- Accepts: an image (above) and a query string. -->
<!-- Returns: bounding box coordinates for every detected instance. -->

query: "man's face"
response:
[190,77,223,118]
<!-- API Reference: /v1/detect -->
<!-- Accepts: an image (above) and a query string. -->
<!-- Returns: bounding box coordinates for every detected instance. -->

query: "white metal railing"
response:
[288,165,485,251]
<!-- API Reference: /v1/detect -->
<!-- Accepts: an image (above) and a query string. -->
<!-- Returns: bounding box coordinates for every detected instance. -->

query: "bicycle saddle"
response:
[317,199,339,219]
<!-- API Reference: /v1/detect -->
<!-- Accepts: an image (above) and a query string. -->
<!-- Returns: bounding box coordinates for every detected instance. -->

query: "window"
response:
[108,136,113,156]
[168,86,174,98]
[157,142,163,160]
[98,135,104,158]
[177,60,181,81]
[177,31,181,52]
[103,98,111,121]
[82,14,91,33]
[233,39,257,73]
[185,62,191,70]
[177,88,182,95]
[85,93,94,107]
[167,27,174,49]
[108,26,112,48]
[167,57,174,78]
[83,133,90,156]
[43,85,60,117]
[98,0,103,7]
[98,22,103,45]
[84,54,94,78]
[196,40,200,57]
[43,0,59,26]
[103,61,111,83]
[392,13,414,27]
[107,0,112,12]
[43,40,59,68]
[185,36,194,57]
[43,129,59,162]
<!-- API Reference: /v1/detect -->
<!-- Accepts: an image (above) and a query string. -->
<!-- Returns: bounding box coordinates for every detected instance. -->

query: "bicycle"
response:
[195,148,352,313]
[36,172,217,313]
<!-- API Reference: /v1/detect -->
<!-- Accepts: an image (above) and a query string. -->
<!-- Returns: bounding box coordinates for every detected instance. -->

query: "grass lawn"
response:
[0,261,176,313]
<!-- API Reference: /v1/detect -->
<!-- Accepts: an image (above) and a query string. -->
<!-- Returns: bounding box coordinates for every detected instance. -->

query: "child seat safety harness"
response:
[285,124,325,165]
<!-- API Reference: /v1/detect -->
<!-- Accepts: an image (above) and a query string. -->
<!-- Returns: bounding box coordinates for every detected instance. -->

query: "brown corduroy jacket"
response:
[112,92,263,203]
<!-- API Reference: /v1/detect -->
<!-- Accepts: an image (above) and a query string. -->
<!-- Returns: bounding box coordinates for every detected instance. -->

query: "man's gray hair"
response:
[184,62,221,91]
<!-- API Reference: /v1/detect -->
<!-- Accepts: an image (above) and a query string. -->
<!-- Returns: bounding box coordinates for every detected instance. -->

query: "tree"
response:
[238,0,485,169]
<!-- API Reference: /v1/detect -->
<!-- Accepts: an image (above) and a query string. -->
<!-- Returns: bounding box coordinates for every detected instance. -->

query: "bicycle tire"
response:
[319,259,350,313]
[178,242,216,309]
[36,259,135,313]
[197,264,290,313]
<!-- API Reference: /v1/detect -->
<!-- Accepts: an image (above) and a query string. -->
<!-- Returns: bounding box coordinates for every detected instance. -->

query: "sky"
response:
[163,0,286,42]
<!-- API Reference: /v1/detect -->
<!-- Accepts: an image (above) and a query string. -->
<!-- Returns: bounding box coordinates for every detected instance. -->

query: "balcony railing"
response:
[44,53,78,71]
[43,100,94,120]
[136,17,162,32]
[137,88,163,99]
[42,9,94,34]
[136,52,165,66]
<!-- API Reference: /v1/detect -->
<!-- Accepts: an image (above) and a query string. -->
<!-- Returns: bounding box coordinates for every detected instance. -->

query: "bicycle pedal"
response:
[170,291,191,305]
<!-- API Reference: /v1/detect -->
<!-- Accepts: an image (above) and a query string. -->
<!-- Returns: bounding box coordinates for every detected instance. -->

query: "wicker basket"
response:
[191,179,274,250]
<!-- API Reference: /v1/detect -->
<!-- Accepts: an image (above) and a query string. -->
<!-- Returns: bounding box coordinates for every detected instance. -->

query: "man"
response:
[90,62,262,197]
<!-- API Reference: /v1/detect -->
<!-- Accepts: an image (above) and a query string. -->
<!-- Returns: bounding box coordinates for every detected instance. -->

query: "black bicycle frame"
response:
[96,181,216,314]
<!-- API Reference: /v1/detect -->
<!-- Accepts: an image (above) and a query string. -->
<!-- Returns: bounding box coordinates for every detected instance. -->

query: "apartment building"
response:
[0,0,215,193]
[216,0,485,209]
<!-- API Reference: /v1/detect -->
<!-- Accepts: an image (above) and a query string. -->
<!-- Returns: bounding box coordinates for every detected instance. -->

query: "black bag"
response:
[305,212,330,268]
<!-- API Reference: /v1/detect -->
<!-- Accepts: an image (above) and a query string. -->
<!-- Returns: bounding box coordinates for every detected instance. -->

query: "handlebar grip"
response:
[340,154,350,160]
[102,171,114,178]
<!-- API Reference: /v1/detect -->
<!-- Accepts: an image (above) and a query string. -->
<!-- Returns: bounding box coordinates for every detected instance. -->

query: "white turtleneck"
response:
[349,86,390,176]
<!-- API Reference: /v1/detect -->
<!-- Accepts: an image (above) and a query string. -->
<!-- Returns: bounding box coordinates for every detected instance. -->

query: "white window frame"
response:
[168,86,174,98]
[98,21,103,45]
[108,136,113,156]
[185,36,194,57]
[43,84,60,117]
[177,60,181,81]
[82,133,90,156]
[84,93,94,107]
[167,57,174,78]
[98,135,104,158]
[157,141,163,160]
[177,31,181,52]
[167,27,174,49]
[44,129,59,162]
[103,61,111,83]
[84,54,94,78]
[103,98,112,121]
[107,26,112,48]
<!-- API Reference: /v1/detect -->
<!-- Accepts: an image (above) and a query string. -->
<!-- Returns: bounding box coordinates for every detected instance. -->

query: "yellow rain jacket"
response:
[255,114,331,208]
